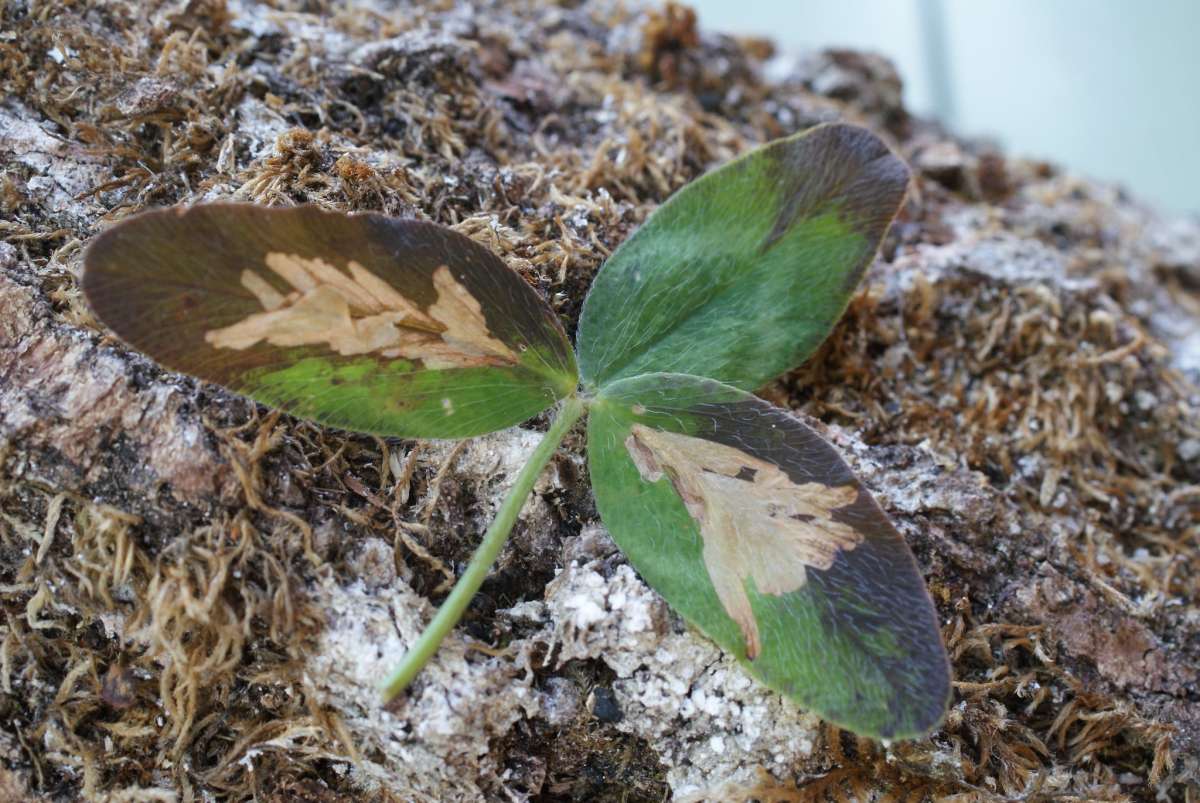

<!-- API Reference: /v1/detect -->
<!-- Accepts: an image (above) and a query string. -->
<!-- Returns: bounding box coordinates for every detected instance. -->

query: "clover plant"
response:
[83,123,951,739]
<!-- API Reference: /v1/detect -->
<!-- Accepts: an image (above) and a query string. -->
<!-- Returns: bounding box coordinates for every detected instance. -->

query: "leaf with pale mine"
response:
[625,423,864,659]
[83,204,577,438]
[588,372,951,739]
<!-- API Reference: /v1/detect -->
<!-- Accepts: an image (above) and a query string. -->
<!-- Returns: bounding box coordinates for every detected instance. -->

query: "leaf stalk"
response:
[380,394,586,701]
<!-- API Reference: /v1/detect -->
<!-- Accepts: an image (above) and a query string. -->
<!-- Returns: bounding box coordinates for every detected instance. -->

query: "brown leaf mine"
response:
[625,424,861,658]
[205,253,518,368]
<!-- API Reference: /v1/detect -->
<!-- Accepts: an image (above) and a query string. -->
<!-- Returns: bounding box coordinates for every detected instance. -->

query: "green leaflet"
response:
[577,123,910,392]
[83,204,577,438]
[587,372,950,739]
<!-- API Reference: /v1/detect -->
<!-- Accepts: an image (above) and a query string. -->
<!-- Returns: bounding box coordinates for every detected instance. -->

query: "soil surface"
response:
[2,1,1198,800]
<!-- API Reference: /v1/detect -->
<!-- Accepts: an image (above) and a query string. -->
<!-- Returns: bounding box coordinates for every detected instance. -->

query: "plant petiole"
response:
[379,394,587,702]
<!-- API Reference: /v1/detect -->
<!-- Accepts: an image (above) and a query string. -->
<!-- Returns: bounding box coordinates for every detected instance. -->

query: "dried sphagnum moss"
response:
[2,0,1199,800]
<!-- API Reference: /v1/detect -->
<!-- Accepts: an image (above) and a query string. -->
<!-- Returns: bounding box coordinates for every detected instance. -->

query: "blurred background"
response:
[691,0,1199,215]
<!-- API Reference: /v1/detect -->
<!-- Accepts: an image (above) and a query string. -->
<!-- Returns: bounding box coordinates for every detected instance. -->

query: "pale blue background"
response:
[692,0,1200,214]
